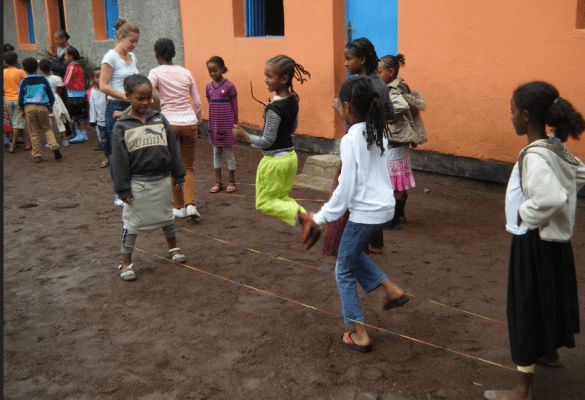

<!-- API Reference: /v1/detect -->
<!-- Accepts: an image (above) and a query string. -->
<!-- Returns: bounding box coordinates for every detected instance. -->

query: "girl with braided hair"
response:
[233,55,320,249]
[485,81,585,400]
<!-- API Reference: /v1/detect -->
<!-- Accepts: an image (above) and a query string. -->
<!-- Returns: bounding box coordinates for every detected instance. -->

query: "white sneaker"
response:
[186,204,201,219]
[173,207,187,218]
[114,198,125,207]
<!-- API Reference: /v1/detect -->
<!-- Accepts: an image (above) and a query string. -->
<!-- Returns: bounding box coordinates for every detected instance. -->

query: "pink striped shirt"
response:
[148,65,202,126]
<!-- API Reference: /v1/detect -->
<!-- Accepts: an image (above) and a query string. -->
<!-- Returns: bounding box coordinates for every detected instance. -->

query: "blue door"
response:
[346,0,398,58]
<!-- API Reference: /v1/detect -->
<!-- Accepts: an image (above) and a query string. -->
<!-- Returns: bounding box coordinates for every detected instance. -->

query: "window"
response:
[577,0,585,29]
[245,0,284,37]
[92,0,118,40]
[14,0,36,48]
[45,0,67,50]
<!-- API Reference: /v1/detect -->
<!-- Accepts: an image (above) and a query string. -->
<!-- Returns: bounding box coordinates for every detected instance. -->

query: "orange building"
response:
[181,0,585,180]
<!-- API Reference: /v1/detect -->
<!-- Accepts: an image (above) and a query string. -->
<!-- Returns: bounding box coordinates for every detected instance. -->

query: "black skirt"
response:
[507,229,580,366]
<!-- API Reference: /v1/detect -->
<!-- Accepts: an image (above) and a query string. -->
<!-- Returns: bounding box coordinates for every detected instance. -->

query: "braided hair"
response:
[513,81,585,142]
[379,54,405,79]
[345,38,379,75]
[266,55,311,100]
[123,74,152,94]
[339,77,389,155]
[154,38,176,63]
[207,56,228,73]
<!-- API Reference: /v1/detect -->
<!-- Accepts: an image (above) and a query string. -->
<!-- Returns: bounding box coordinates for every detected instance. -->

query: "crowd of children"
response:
[5,19,585,400]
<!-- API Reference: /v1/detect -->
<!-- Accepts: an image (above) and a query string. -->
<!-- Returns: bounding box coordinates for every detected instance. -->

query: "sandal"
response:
[383,294,410,311]
[341,331,372,353]
[118,263,136,281]
[209,183,223,193]
[226,182,237,193]
[99,160,109,168]
[169,247,186,263]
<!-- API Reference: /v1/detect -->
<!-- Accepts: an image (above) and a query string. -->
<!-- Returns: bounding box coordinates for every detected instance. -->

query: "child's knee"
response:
[162,223,176,239]
[120,228,137,254]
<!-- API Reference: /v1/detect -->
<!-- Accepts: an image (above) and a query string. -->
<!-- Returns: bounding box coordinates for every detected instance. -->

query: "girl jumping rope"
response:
[206,56,238,194]
[111,74,187,282]
[378,54,427,228]
[233,55,320,248]
[307,77,408,352]
[484,81,585,400]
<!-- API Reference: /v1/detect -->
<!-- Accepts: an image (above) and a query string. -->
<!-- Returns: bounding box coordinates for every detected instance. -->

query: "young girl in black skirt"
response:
[485,81,585,400]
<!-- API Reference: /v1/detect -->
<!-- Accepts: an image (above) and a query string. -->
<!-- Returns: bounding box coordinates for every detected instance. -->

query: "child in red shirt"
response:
[63,47,87,138]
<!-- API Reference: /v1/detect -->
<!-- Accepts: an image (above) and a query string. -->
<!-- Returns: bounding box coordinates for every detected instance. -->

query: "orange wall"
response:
[179,0,346,139]
[399,0,585,162]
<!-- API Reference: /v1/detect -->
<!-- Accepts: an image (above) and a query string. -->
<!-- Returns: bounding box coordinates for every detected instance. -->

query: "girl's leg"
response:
[163,223,186,262]
[484,368,533,400]
[225,146,236,192]
[335,221,375,345]
[255,152,304,226]
[353,245,406,303]
[210,146,223,192]
[119,227,137,280]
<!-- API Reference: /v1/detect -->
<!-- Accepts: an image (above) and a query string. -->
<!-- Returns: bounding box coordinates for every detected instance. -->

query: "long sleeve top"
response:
[248,95,297,155]
[18,74,55,109]
[513,137,585,242]
[111,110,185,197]
[313,122,395,225]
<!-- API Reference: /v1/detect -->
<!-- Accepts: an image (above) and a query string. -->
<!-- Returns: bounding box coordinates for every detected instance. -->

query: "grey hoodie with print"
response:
[111,109,185,197]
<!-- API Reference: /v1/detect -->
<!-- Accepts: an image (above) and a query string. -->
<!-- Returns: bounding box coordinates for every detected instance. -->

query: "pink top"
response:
[148,64,202,126]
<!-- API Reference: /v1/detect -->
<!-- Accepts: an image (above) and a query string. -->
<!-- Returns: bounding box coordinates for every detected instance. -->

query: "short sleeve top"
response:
[101,49,138,100]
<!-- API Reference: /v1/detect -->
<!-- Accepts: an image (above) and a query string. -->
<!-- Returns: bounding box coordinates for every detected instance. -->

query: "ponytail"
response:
[339,77,389,155]
[513,81,584,142]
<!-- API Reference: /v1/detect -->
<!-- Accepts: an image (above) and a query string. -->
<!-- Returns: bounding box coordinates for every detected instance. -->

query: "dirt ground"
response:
[3,133,585,400]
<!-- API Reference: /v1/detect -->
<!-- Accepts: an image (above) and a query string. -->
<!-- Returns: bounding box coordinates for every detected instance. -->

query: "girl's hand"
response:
[233,124,249,141]
[113,111,124,120]
[120,195,134,204]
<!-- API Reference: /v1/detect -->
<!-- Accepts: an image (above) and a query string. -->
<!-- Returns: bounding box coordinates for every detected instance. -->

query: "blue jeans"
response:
[104,100,130,158]
[336,220,387,326]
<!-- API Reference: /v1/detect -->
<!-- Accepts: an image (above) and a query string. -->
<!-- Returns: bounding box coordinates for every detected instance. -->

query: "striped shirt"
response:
[206,79,238,147]
[249,109,296,156]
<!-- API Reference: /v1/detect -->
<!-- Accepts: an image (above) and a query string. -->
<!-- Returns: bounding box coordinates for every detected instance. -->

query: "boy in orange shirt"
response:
[3,51,30,152]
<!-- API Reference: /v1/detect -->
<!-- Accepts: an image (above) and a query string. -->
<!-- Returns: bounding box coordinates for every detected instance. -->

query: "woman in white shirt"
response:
[99,18,139,174]
[485,81,585,400]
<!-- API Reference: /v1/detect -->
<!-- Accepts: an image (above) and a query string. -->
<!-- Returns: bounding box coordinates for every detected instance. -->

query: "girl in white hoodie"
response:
[485,81,585,400]
[307,77,409,353]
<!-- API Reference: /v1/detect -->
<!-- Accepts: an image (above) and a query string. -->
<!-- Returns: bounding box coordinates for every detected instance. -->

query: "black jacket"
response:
[111,109,185,197]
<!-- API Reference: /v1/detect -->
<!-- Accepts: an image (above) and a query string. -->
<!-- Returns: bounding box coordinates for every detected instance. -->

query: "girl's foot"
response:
[209,183,223,193]
[484,390,531,400]
[383,294,410,310]
[341,331,372,353]
[168,247,186,263]
[298,211,321,250]
[118,263,136,281]
[226,182,237,193]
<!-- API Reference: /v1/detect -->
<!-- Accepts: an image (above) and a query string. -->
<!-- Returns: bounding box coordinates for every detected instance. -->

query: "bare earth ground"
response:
[3,134,585,400]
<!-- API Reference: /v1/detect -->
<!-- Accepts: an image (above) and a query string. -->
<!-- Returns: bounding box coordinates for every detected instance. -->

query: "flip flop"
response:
[537,356,561,368]
[209,183,223,193]
[226,182,237,193]
[341,331,372,353]
[383,294,410,311]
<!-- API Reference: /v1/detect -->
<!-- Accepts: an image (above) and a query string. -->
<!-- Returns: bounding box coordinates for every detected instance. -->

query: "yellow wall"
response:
[399,0,585,162]
[179,0,346,139]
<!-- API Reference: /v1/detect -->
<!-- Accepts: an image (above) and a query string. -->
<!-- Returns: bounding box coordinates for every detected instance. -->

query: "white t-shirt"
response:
[101,49,138,100]
[47,74,64,95]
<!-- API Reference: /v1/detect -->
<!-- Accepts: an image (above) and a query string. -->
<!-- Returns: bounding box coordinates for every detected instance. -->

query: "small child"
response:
[378,54,427,229]
[63,47,87,137]
[3,51,30,152]
[111,74,187,282]
[307,77,409,353]
[233,55,320,248]
[39,58,72,147]
[88,68,107,157]
[18,57,62,162]
[206,56,238,193]
[484,81,585,400]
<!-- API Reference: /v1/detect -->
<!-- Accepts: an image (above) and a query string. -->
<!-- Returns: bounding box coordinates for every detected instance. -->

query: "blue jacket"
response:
[18,74,55,109]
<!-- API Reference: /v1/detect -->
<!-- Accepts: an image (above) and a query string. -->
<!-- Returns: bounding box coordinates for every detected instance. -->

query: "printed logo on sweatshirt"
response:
[125,124,168,152]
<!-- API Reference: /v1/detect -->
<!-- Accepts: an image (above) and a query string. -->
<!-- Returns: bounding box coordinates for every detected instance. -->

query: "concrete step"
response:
[294,154,340,193]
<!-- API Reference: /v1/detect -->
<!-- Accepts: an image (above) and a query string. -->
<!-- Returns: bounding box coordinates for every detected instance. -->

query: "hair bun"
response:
[115,18,128,31]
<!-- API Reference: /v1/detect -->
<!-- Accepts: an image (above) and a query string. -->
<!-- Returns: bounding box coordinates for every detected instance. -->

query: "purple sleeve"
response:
[230,83,238,124]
